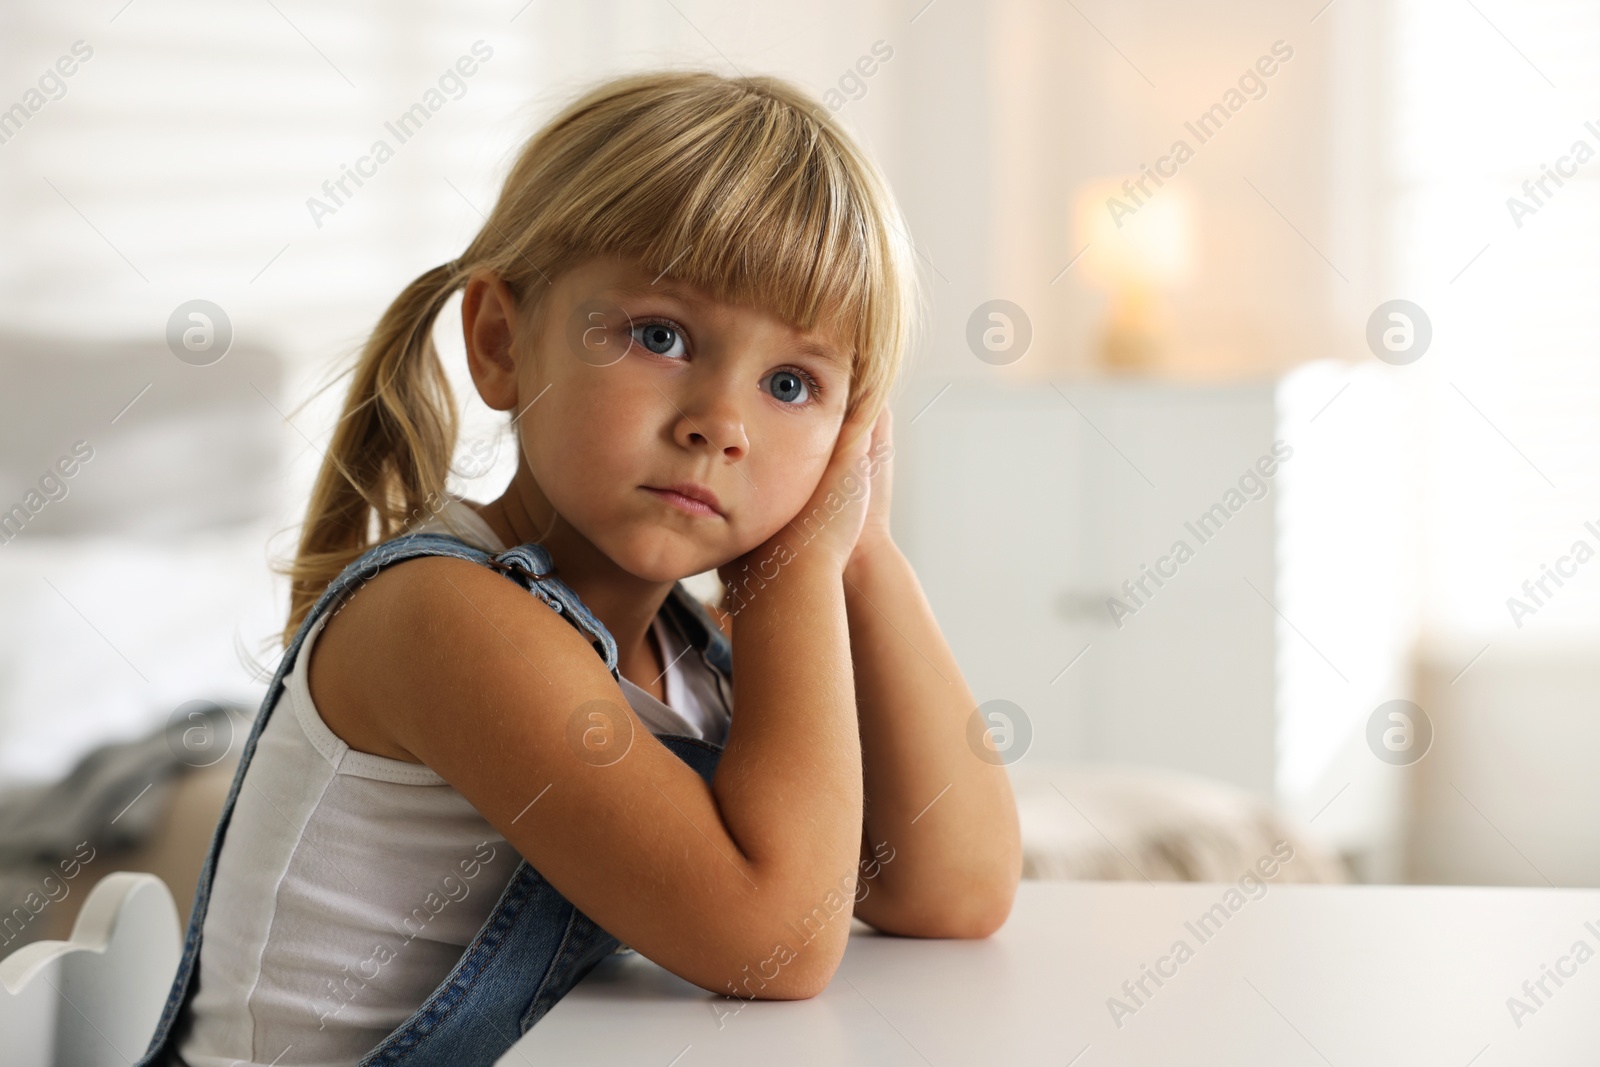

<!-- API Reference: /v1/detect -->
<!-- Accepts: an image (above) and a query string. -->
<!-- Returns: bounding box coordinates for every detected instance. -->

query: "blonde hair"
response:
[278,69,922,648]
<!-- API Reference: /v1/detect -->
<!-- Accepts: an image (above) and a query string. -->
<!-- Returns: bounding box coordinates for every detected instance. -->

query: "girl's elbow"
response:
[957,889,1015,939]
[707,945,844,1002]
[764,966,838,1000]
[703,909,851,1001]
[918,894,1014,939]
[867,883,1016,939]
[891,866,1020,939]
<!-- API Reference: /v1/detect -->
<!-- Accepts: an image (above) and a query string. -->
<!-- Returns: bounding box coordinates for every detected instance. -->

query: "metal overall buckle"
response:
[484,555,557,584]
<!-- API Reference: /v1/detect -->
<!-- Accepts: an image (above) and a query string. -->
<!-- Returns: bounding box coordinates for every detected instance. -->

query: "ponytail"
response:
[276,260,463,647]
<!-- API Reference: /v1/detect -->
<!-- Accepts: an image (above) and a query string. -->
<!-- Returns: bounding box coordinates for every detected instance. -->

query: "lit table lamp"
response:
[1073,179,1193,372]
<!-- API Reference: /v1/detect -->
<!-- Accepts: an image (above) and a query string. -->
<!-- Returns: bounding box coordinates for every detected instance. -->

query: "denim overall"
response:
[135,532,733,1066]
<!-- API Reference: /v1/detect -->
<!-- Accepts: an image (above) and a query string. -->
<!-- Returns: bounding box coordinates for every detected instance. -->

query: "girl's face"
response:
[509,255,854,582]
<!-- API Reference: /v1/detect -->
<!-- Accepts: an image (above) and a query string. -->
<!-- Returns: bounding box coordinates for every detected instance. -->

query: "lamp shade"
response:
[1073,178,1194,291]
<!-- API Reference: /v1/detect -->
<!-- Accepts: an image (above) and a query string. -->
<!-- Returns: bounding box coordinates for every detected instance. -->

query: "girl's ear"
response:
[462,269,525,412]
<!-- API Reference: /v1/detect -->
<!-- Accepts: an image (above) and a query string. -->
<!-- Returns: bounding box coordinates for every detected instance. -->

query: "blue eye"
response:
[765,369,815,405]
[631,321,686,359]
[630,316,822,406]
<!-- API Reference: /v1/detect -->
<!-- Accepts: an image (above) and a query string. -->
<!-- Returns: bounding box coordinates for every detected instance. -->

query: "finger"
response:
[869,406,892,451]
[836,403,880,458]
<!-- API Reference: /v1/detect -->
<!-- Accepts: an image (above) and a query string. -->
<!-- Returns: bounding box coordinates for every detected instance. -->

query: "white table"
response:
[500,881,1600,1065]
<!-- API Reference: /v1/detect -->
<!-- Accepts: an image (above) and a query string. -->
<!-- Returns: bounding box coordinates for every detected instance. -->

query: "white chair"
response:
[0,872,181,1067]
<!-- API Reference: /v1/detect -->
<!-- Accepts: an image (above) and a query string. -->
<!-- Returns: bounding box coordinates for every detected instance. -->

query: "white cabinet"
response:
[898,378,1282,795]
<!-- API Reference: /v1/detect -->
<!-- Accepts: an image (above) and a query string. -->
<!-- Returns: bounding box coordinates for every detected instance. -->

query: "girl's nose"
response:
[672,388,748,460]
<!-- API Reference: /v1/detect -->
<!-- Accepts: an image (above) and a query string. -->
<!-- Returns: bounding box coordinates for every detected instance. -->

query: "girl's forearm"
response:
[713,552,864,941]
[844,540,1022,937]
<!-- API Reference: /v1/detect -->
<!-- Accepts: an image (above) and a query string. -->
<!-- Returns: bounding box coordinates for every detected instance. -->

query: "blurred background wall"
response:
[1,0,1595,887]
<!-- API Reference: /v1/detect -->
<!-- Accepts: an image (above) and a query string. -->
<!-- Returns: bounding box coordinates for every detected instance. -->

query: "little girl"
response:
[138,69,1020,1067]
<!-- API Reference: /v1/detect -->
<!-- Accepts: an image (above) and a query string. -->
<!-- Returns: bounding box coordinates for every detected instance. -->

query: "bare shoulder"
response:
[308,554,588,765]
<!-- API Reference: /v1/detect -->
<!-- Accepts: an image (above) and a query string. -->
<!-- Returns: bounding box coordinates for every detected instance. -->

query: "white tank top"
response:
[177,500,732,1066]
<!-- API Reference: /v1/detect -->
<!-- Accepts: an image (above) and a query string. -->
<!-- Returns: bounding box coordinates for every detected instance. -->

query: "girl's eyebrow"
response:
[791,338,851,369]
[603,284,851,369]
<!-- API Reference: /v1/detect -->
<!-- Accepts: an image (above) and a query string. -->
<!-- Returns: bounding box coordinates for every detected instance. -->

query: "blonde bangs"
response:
[484,70,917,417]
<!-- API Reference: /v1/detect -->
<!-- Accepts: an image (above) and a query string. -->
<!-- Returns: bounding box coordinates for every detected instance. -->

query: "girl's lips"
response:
[642,486,721,518]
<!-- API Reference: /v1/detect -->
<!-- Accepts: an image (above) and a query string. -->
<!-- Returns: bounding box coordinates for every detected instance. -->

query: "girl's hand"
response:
[718,403,879,591]
[846,406,894,576]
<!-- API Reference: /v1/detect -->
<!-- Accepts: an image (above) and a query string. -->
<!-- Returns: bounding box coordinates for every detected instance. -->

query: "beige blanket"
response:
[1011,763,1349,883]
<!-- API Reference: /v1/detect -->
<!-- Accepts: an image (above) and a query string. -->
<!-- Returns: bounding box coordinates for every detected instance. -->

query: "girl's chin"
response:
[605,537,720,585]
